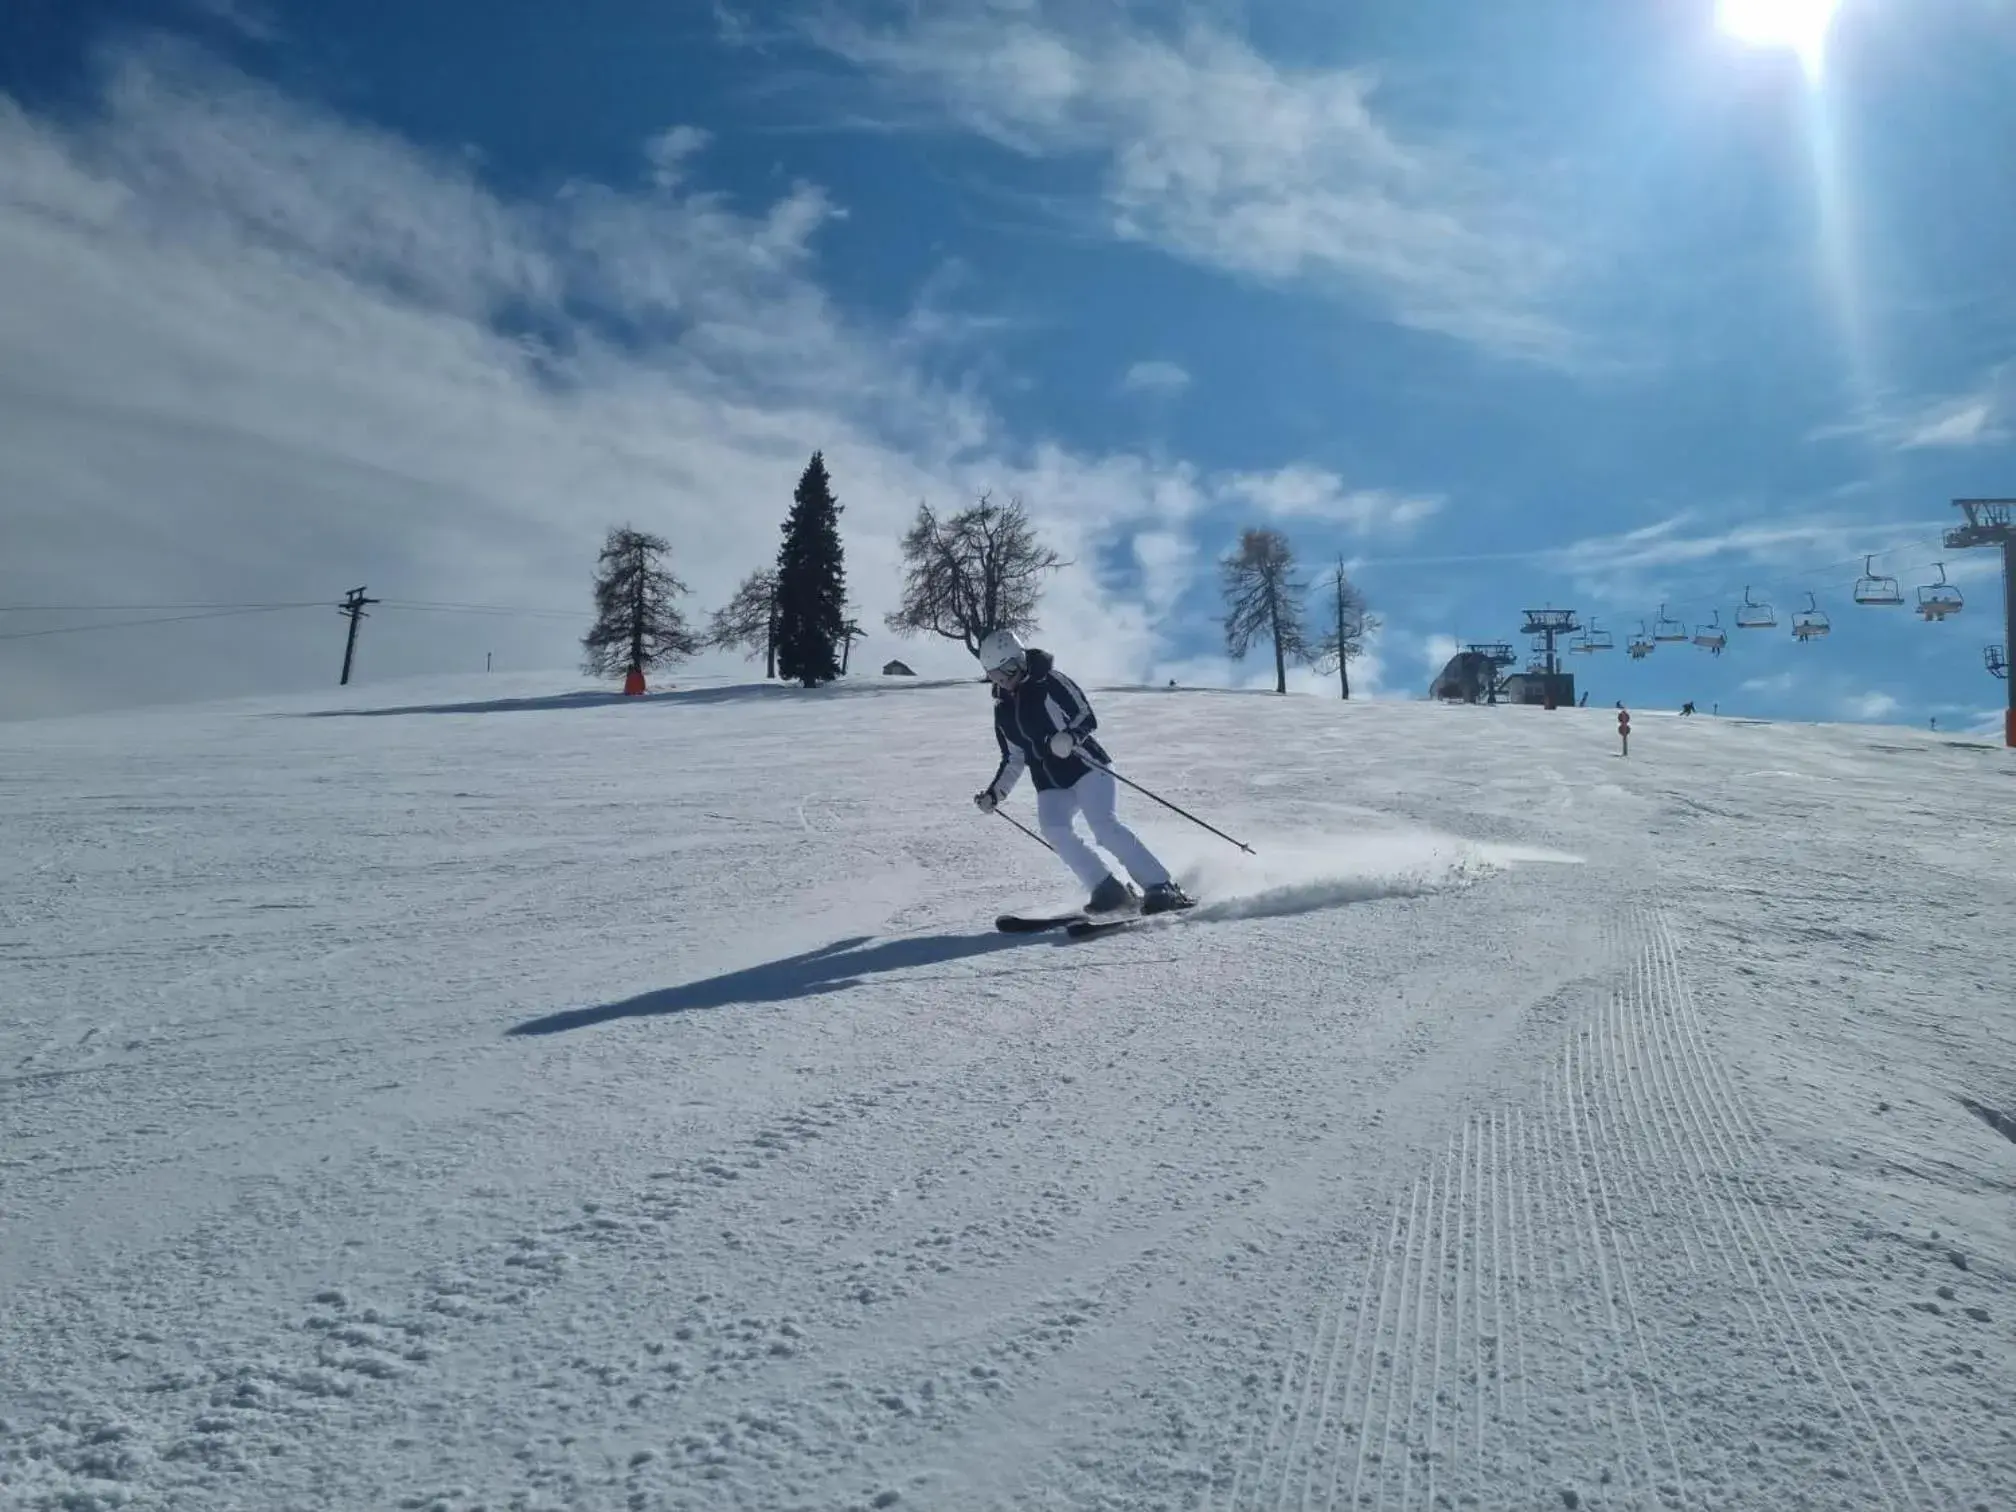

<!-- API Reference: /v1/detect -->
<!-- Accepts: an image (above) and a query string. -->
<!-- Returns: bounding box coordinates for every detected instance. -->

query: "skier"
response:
[973,628,1193,916]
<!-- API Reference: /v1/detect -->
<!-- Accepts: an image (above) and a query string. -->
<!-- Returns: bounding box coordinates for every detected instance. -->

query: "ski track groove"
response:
[1647,911,1945,1510]
[1475,1112,1491,1483]
[1497,1109,1535,1512]
[1626,906,1913,1510]
[1571,1022,1689,1507]
[1423,1131,1454,1512]
[1589,979,1696,1507]
[1207,897,1971,1512]
[1541,1070,1610,1463]
[1557,1039,1652,1508]
[1344,1193,1407,1512]
[1246,1315,1315,1512]
[1217,1404,1266,1512]
[1301,1229,1367,1512]
[1373,1176,1424,1512]
[1654,908,1948,1503]
[1623,904,1897,1503]
[1272,1298,1332,1512]
[1404,1157,1444,1512]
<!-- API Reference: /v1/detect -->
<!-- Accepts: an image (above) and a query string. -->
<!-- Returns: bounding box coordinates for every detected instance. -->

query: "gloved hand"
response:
[973,788,1000,814]
[1048,730,1077,759]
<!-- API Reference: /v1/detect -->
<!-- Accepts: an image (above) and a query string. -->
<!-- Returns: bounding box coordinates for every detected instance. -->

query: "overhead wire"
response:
[0,604,321,641]
[0,596,588,643]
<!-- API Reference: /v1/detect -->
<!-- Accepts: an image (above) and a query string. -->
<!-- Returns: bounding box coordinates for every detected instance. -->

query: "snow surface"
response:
[3,673,2013,1512]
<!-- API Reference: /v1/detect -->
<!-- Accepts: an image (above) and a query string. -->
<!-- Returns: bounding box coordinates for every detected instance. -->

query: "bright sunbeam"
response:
[1717,0,1842,77]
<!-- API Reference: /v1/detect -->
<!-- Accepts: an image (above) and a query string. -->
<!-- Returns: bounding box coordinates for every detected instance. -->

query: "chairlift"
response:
[1852,554,1904,607]
[1916,563,1963,622]
[1791,591,1830,642]
[1653,602,1689,642]
[1735,586,1776,630]
[1693,610,1727,655]
[1571,617,1614,654]
[1627,620,1655,659]
[1988,644,2008,680]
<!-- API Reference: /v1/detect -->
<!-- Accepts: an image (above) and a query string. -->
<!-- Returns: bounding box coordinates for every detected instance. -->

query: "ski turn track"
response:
[1213,903,1973,1512]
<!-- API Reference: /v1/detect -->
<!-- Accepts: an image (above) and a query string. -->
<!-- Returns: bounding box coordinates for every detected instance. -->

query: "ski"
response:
[1063,900,1196,939]
[995,912,1086,933]
[1063,916,1138,939]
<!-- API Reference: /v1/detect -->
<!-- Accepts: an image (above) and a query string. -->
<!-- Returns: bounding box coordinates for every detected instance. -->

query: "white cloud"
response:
[1120,359,1190,395]
[643,125,713,189]
[1900,395,2002,450]
[0,42,1273,717]
[188,0,278,41]
[1741,672,1795,695]
[1551,509,1944,619]
[1130,530,1197,622]
[1421,633,1462,674]
[1221,465,1441,536]
[1812,365,2013,453]
[804,5,1579,365]
[1843,691,1900,722]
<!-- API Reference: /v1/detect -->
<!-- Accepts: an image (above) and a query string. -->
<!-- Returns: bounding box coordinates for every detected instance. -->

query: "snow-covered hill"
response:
[4,674,2012,1511]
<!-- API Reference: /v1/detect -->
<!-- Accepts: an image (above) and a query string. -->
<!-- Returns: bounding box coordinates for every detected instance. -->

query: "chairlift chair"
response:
[1852,554,1904,607]
[1735,587,1776,630]
[1692,610,1727,655]
[1653,602,1689,642]
[1791,591,1830,642]
[1988,644,2009,680]
[1570,617,1614,654]
[1916,563,1963,622]
[1627,621,1655,659]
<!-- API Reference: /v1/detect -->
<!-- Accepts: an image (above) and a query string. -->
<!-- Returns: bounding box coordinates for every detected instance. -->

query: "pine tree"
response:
[581,525,698,680]
[775,452,848,687]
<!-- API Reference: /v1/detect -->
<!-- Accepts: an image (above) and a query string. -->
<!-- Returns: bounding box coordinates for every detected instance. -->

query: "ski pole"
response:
[994,807,1054,853]
[1083,754,1256,855]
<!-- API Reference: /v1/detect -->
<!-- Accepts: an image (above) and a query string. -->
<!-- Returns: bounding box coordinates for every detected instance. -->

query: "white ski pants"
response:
[1035,767,1172,892]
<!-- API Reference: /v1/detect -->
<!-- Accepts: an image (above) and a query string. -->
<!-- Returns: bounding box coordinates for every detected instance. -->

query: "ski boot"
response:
[1140,881,1195,916]
[1085,876,1137,915]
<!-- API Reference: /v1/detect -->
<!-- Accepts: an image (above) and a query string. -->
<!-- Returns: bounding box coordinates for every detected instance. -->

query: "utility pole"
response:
[337,586,379,686]
[1942,499,2016,747]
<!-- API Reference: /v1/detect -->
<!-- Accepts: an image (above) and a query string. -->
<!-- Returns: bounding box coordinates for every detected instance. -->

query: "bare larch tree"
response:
[1310,556,1379,700]
[1221,527,1308,694]
[885,492,1064,655]
[581,525,698,680]
[707,568,779,679]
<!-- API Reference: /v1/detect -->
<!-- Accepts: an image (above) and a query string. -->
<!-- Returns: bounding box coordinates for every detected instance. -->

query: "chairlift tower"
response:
[1520,609,1580,677]
[1942,499,2016,746]
[1519,608,1580,709]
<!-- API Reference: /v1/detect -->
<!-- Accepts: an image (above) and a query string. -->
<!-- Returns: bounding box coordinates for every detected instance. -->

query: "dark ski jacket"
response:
[989,649,1111,795]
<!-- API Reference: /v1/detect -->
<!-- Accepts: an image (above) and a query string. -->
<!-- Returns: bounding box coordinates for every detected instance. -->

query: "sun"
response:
[1716,0,1842,76]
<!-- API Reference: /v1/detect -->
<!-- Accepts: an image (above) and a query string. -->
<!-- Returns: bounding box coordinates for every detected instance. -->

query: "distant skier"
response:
[973,628,1193,917]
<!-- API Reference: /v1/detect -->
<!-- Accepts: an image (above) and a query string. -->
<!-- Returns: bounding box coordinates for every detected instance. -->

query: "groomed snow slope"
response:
[3,675,2013,1512]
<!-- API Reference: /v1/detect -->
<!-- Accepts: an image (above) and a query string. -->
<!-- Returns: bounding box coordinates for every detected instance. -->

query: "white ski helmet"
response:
[977,627,1027,677]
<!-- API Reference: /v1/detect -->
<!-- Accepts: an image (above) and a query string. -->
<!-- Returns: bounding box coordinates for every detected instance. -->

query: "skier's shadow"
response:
[506,932,1034,1036]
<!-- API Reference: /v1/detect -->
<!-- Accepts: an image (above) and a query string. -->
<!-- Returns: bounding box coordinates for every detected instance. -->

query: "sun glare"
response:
[1716,0,1841,76]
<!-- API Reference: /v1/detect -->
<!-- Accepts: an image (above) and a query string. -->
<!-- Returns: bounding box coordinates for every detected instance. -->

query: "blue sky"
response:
[2,0,2011,726]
